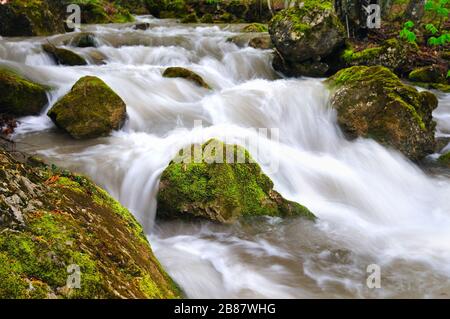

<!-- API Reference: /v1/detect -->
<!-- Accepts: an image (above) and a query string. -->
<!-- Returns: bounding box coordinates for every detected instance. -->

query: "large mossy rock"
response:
[0,69,48,116]
[341,38,420,77]
[0,0,65,36]
[47,76,127,139]
[0,0,135,37]
[326,66,438,161]
[68,1,134,24]
[162,67,211,89]
[269,0,345,77]
[157,139,315,223]
[43,44,87,66]
[0,149,181,299]
[408,65,450,93]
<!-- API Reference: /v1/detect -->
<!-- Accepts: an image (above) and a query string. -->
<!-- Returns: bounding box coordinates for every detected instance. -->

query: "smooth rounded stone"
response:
[162,67,211,89]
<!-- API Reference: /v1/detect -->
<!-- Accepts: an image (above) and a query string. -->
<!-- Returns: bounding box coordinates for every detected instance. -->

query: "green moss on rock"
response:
[438,152,450,167]
[157,139,315,223]
[180,12,198,23]
[340,38,419,76]
[200,13,214,23]
[69,0,134,24]
[268,0,345,77]
[47,76,127,139]
[0,0,65,36]
[326,66,438,161]
[408,65,450,92]
[0,150,181,299]
[162,67,211,89]
[43,44,87,66]
[243,23,268,33]
[0,68,49,116]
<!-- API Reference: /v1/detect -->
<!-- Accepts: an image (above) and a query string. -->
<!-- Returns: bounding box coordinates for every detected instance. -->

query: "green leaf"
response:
[428,36,439,45]
[425,23,438,34]
[425,0,435,10]
[404,20,414,29]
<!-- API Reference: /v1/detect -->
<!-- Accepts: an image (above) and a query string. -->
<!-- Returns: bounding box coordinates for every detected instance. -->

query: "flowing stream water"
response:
[1,16,450,298]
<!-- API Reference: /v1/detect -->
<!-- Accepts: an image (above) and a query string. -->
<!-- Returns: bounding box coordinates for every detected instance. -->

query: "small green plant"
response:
[428,32,450,45]
[425,23,439,35]
[447,70,450,78]
[399,20,417,43]
[425,0,449,27]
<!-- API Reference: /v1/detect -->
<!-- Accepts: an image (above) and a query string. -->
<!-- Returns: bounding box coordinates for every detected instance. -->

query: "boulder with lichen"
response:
[0,68,49,117]
[47,76,127,139]
[0,150,181,299]
[43,44,87,66]
[269,0,346,77]
[326,66,438,161]
[157,139,315,224]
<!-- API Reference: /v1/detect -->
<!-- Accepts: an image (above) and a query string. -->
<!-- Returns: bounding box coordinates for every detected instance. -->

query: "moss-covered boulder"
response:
[326,66,438,161]
[157,139,315,224]
[409,65,447,83]
[0,69,48,116]
[243,23,268,33]
[200,13,214,23]
[269,1,345,77]
[341,38,421,77]
[0,149,181,299]
[438,152,450,168]
[43,44,87,66]
[408,65,450,93]
[0,0,65,36]
[47,76,127,139]
[180,12,198,23]
[71,0,134,24]
[162,67,211,89]
[67,33,98,48]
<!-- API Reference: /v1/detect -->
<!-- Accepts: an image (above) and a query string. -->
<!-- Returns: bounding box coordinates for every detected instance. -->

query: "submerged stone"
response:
[162,67,211,89]
[157,139,315,223]
[42,44,87,66]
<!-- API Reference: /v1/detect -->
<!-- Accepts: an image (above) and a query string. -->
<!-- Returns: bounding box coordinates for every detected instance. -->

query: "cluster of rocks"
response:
[268,0,449,92]
[0,0,136,37]
[267,0,448,163]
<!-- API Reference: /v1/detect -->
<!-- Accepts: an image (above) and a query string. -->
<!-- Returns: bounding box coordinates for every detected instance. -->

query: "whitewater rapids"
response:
[2,16,450,298]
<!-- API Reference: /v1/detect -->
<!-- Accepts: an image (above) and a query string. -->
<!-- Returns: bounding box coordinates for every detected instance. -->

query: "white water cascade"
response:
[2,16,450,298]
